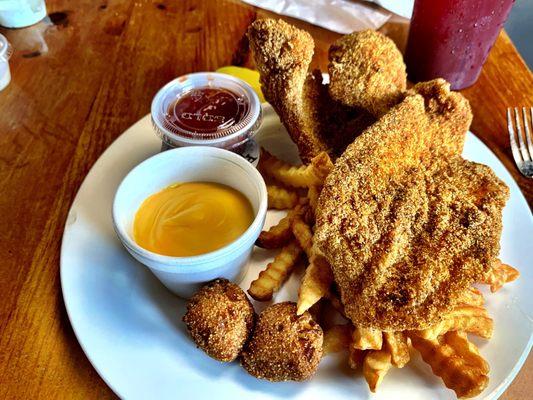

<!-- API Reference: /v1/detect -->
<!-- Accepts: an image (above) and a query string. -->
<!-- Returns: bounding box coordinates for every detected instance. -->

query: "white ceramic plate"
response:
[61,105,533,400]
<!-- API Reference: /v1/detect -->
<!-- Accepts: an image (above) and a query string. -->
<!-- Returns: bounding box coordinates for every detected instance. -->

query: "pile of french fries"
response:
[249,148,520,398]
[248,149,333,302]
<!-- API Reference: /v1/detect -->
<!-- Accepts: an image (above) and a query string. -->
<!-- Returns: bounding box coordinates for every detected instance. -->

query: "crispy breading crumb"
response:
[241,302,323,381]
[183,279,255,362]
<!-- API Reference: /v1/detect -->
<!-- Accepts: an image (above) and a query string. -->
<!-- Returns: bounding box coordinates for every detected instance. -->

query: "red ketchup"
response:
[406,0,515,90]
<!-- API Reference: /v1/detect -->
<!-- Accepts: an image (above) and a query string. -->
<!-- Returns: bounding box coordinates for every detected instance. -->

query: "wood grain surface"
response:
[0,0,531,399]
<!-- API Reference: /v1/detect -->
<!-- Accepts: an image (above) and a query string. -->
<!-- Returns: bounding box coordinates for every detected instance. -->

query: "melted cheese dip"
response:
[133,182,254,257]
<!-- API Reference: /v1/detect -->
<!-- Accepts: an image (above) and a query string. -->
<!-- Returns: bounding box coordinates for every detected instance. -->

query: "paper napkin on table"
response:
[240,0,414,33]
[240,0,391,33]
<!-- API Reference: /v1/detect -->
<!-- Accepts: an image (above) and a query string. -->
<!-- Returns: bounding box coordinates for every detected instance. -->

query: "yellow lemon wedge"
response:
[216,66,265,102]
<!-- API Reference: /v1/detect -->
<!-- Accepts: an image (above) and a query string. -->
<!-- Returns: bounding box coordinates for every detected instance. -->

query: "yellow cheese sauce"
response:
[133,182,254,257]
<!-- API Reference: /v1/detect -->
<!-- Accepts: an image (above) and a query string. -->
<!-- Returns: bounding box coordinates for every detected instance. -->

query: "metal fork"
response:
[507,107,533,178]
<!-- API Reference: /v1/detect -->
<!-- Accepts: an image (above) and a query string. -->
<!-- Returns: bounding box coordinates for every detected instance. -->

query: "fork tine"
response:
[508,108,523,165]
[515,107,531,161]
[525,107,533,159]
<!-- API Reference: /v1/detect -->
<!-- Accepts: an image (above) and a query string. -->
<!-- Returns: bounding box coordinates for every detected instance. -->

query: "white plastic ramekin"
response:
[112,146,267,298]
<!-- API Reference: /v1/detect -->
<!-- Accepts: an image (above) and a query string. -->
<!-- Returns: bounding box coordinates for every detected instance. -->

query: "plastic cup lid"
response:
[151,72,262,149]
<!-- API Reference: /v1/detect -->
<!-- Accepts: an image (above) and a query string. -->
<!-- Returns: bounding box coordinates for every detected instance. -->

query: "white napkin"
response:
[240,0,414,33]
[240,0,391,34]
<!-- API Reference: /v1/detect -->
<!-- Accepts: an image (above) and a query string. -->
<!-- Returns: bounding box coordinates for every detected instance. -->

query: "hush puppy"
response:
[241,302,323,381]
[183,279,255,362]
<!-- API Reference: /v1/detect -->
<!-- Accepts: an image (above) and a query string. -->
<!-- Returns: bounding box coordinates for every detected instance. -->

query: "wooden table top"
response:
[0,0,531,398]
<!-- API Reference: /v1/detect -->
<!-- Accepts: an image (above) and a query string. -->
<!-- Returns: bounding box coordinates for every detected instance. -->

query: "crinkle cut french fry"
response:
[290,212,314,258]
[457,287,484,307]
[255,213,293,249]
[348,346,365,370]
[323,324,352,355]
[443,331,489,375]
[479,260,519,292]
[259,149,331,188]
[363,350,393,392]
[297,254,333,315]
[417,305,493,340]
[309,151,334,182]
[383,332,410,368]
[307,185,321,215]
[267,184,300,210]
[410,333,489,398]
[248,241,302,301]
[353,325,383,350]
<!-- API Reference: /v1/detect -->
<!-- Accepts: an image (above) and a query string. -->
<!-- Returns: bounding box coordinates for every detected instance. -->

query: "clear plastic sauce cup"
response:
[151,72,262,165]
[0,34,12,91]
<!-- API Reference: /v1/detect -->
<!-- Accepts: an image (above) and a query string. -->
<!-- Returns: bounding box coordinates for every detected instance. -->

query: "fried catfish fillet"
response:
[247,19,326,163]
[247,19,374,163]
[407,79,473,155]
[314,90,509,331]
[328,30,407,118]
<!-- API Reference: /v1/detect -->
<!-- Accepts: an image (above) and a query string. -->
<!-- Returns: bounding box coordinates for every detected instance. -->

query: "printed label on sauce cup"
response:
[151,72,262,166]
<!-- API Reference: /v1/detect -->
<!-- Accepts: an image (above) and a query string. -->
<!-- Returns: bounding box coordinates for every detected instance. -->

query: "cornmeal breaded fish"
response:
[247,19,326,163]
[314,88,509,331]
[247,19,375,163]
[407,79,473,154]
[328,30,407,117]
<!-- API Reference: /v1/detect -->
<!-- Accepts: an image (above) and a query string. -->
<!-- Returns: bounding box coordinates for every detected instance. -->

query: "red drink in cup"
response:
[406,0,515,90]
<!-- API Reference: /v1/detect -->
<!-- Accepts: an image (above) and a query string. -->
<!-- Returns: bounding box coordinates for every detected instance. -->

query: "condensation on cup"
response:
[0,34,12,91]
[0,0,47,28]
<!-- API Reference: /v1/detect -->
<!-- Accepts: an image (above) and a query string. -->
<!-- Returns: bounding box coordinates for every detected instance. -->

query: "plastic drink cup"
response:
[406,0,515,90]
